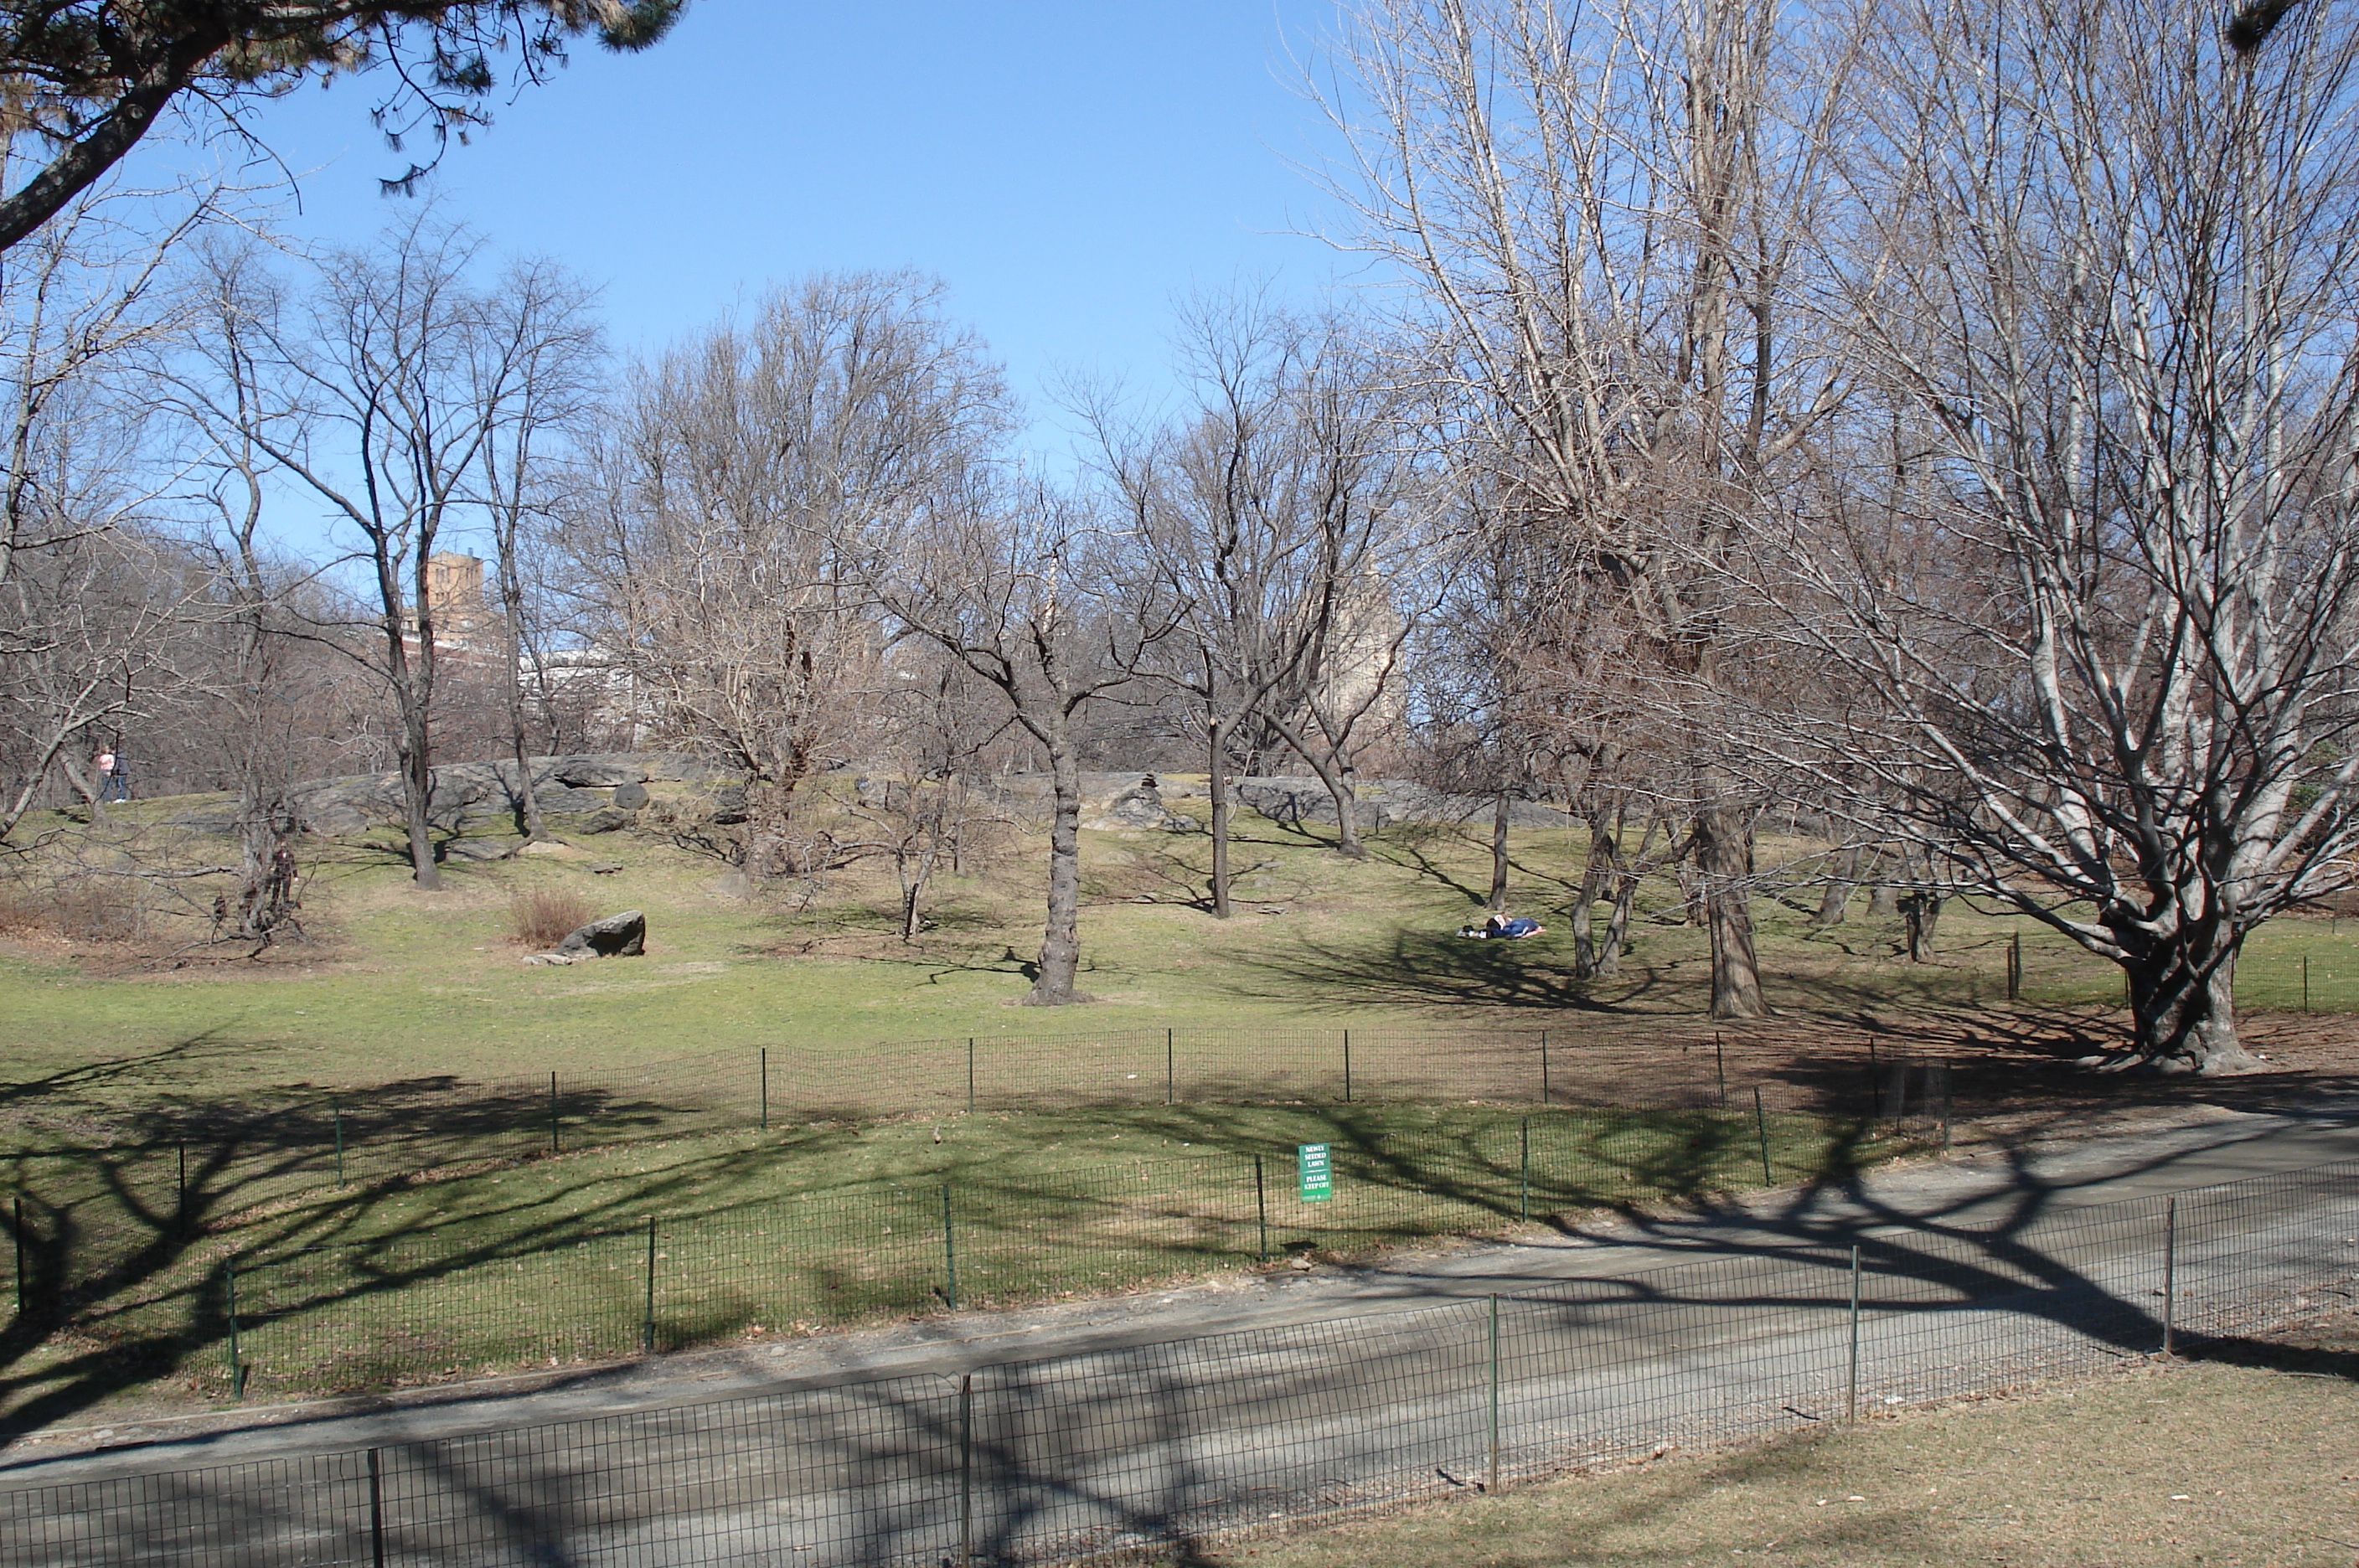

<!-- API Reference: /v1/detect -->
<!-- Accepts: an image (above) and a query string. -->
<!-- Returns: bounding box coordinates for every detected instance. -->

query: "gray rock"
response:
[1234,778,1390,833]
[586,861,625,875]
[283,751,746,837]
[612,781,649,811]
[573,807,633,834]
[553,910,645,958]
[1229,776,1574,832]
[442,839,511,862]
[710,786,749,825]
[533,787,612,816]
[1085,776,1191,832]
[550,756,643,788]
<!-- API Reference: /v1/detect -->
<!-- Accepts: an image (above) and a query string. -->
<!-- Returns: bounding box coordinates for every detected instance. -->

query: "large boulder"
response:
[555,910,645,958]
[548,756,643,788]
[532,786,612,817]
[1084,776,1191,832]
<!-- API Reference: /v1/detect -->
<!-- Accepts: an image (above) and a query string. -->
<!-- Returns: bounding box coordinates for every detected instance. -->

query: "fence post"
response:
[1342,1029,1353,1103]
[1519,1118,1531,1223]
[2008,931,2022,1001]
[2162,1194,2178,1357]
[367,1447,387,1568]
[958,1372,975,1568]
[760,1048,769,1132]
[550,1072,560,1156]
[333,1108,345,1189]
[1254,1155,1269,1264]
[1938,1061,1954,1157]
[1539,1029,1551,1106]
[1846,1243,1861,1423]
[1485,1294,1502,1494]
[1753,1086,1774,1185]
[227,1257,245,1400]
[1715,1034,1727,1108]
[942,1184,959,1311]
[966,1037,977,1115]
[643,1216,657,1356]
[11,1194,21,1318]
[1165,1029,1175,1106]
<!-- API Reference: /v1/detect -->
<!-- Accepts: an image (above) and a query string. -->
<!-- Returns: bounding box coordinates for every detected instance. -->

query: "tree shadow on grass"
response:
[0,1065,892,1445]
[1213,926,1668,1014]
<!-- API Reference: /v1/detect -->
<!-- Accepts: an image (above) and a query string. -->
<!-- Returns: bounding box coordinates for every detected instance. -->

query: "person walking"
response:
[94,747,129,802]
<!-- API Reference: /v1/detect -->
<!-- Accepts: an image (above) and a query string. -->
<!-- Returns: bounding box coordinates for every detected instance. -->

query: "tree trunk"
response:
[1208,717,1232,919]
[1600,868,1637,977]
[2114,921,2264,1075]
[900,839,940,941]
[1692,773,1764,1019]
[1571,810,1616,979]
[56,750,105,823]
[392,679,441,890]
[1268,715,1365,859]
[1488,792,1511,910]
[1901,891,1943,962]
[1024,735,1087,1005]
[1808,844,1861,931]
[1866,853,1899,917]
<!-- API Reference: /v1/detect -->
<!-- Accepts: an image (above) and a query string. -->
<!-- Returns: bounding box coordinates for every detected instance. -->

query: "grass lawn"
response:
[6,791,2349,1105]
[6,1097,1912,1418]
[1173,1354,2359,1567]
[0,787,2350,1427]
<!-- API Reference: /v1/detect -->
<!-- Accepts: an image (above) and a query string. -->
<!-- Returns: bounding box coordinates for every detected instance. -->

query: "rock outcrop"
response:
[524,909,647,965]
[1229,776,1573,833]
[281,752,732,838]
[1083,775,1192,832]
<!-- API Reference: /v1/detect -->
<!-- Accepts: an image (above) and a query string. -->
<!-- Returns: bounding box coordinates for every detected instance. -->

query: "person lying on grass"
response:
[1458,913,1545,940]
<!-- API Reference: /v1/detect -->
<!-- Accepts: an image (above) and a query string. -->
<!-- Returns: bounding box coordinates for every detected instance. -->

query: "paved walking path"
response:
[6,1101,2352,1495]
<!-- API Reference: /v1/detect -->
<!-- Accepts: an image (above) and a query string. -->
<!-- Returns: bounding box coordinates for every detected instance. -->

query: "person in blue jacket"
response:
[1459,913,1545,939]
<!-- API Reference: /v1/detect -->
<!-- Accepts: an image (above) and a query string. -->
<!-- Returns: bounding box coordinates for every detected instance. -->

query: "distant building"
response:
[425,552,496,652]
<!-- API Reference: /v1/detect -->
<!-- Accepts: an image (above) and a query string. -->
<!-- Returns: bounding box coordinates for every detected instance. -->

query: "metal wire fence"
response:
[104,1104,1869,1400]
[4,1156,2351,1566]
[0,1022,1906,1204]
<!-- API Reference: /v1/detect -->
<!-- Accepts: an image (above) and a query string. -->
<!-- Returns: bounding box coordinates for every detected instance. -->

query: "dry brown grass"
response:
[1180,1341,2359,1567]
[0,878,146,943]
[507,885,593,948]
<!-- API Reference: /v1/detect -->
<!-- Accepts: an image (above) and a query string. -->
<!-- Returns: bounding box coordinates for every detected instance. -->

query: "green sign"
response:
[1298,1142,1333,1203]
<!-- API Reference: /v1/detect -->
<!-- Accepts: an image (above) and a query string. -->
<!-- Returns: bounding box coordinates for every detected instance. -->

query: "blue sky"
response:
[187,1,1357,454]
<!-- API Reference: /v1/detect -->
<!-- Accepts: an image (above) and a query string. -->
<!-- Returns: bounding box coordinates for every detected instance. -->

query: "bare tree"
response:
[179,218,555,888]
[474,257,601,843]
[863,486,1180,1006]
[843,653,1016,941]
[1092,301,1434,903]
[565,273,1007,875]
[1764,0,2359,1071]
[1312,0,1851,1017]
[0,183,216,843]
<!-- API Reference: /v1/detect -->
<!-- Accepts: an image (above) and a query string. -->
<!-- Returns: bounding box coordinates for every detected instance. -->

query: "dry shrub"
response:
[508,886,594,948]
[0,879,145,943]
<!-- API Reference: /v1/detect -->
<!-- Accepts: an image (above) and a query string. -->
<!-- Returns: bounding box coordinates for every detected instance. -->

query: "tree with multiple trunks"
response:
[1763,0,2359,1074]
[0,1,686,254]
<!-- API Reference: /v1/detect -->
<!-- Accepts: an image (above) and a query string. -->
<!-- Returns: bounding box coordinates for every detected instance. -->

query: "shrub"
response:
[508,886,593,949]
[0,879,145,942]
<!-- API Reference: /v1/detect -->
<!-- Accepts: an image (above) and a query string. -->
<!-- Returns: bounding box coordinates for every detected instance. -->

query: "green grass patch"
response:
[6,1102,1909,1411]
